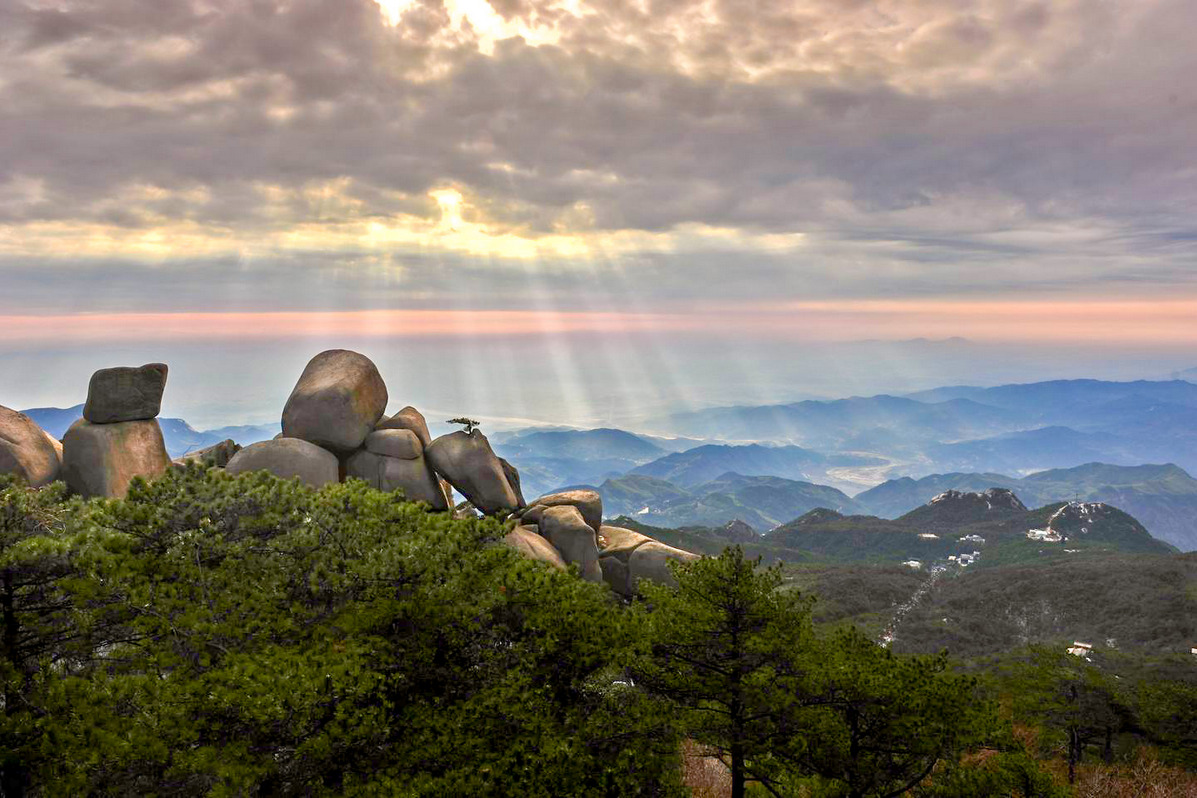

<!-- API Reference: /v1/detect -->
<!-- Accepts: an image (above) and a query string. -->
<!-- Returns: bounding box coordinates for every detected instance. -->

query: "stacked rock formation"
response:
[226,349,516,514]
[61,364,172,498]
[3,348,699,596]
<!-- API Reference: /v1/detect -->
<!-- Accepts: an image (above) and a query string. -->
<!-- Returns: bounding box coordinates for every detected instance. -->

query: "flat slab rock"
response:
[62,418,171,499]
[225,437,339,489]
[0,404,62,487]
[597,524,700,596]
[281,349,388,452]
[83,363,168,423]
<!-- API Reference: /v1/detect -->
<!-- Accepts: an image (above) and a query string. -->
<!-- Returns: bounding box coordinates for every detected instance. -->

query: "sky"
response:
[1,0,1196,426]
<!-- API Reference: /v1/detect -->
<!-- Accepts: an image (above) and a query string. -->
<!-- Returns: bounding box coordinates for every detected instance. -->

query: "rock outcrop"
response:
[226,438,339,488]
[281,350,388,452]
[62,419,171,498]
[375,406,432,447]
[364,429,423,460]
[516,489,602,534]
[345,449,448,509]
[597,524,699,595]
[0,404,62,487]
[502,525,567,571]
[173,439,240,468]
[28,350,699,598]
[539,505,602,582]
[504,490,700,593]
[425,430,519,515]
[83,363,168,424]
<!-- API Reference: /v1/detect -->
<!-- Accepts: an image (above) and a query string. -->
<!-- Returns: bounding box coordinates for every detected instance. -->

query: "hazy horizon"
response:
[5,336,1195,430]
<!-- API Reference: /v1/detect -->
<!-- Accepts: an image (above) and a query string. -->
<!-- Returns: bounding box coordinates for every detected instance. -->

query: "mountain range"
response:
[855,463,1197,551]
[643,379,1197,478]
[593,472,863,530]
[610,486,1175,569]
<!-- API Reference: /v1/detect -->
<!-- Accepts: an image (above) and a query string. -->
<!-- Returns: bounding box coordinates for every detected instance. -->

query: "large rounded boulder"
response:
[281,350,388,452]
[83,363,168,423]
[375,406,432,447]
[425,430,519,516]
[518,489,602,534]
[0,404,62,487]
[364,429,423,460]
[62,418,171,498]
[345,449,448,509]
[502,525,567,571]
[597,524,700,596]
[539,505,602,583]
[627,542,700,593]
[225,437,339,488]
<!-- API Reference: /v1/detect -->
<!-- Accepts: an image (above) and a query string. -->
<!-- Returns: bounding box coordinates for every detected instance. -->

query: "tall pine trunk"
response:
[731,741,745,798]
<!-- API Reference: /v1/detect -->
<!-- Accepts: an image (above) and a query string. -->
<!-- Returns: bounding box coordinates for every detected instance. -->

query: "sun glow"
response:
[374,0,576,53]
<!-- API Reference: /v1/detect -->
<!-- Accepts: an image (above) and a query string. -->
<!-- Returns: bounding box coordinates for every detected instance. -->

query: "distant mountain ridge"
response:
[492,427,697,497]
[638,379,1197,476]
[764,491,1174,566]
[856,462,1197,551]
[629,443,883,488]
[592,472,862,530]
[649,394,1022,449]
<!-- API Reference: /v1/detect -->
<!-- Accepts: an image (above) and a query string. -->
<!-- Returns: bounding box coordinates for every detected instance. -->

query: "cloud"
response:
[0,0,1194,313]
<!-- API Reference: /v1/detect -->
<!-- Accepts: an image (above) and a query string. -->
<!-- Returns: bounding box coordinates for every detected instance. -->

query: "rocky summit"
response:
[2,349,699,599]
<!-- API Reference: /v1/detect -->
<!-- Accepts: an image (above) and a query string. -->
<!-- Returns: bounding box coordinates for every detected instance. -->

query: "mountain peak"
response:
[791,507,845,526]
[718,519,759,542]
[928,487,1027,512]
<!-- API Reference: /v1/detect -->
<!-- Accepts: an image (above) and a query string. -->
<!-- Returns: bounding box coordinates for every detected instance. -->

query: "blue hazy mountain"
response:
[639,379,1197,475]
[496,428,670,461]
[629,443,884,488]
[923,426,1137,474]
[906,379,1197,419]
[492,428,695,498]
[651,395,1022,449]
[592,472,862,530]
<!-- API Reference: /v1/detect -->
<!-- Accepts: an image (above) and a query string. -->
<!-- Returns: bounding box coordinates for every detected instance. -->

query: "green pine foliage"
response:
[2,469,1193,794]
[635,548,1004,798]
[1,467,684,796]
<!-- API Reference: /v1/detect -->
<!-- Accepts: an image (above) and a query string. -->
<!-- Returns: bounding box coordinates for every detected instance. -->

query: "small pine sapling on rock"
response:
[447,417,481,435]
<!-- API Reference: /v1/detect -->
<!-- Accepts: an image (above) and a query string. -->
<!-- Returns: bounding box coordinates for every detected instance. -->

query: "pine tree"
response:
[635,546,816,798]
